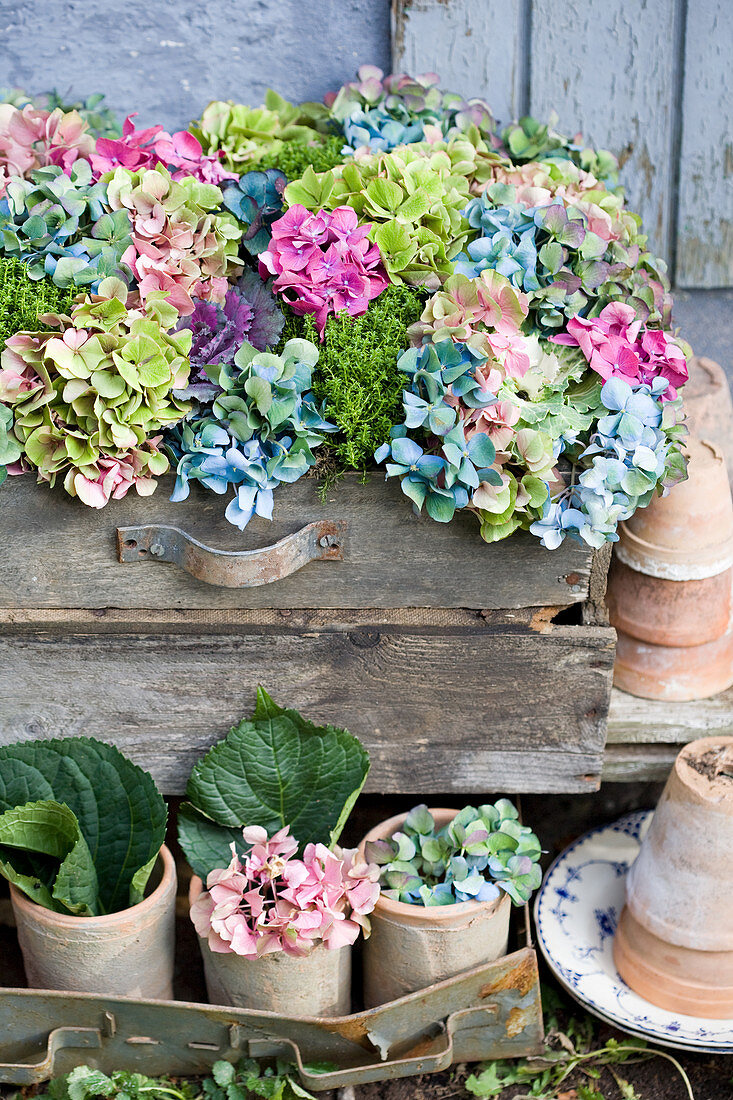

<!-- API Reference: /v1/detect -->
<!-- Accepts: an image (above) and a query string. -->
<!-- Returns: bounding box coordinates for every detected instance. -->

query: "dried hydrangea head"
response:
[0,276,191,506]
[0,160,132,291]
[0,102,95,196]
[105,164,243,315]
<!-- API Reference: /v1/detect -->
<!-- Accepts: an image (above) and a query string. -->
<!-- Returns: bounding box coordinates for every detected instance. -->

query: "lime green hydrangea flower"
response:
[0,277,191,505]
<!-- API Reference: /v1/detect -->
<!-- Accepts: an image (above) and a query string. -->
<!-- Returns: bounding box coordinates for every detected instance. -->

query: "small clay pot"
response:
[606,557,732,647]
[188,876,351,1014]
[683,356,733,486]
[613,737,733,1017]
[613,626,733,701]
[617,439,733,580]
[10,844,176,999]
[357,809,511,1008]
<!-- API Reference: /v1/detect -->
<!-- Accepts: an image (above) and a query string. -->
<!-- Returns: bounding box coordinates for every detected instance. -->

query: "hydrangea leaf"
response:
[183,688,370,857]
[0,799,98,916]
[0,738,167,915]
[176,802,245,883]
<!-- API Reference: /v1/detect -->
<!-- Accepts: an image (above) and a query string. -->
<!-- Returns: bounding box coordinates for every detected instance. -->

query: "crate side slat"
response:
[0,475,594,611]
[0,623,615,794]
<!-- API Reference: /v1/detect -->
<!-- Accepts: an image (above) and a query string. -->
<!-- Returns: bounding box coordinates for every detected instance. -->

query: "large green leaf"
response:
[177,803,244,883]
[181,688,369,876]
[0,738,167,915]
[0,799,98,915]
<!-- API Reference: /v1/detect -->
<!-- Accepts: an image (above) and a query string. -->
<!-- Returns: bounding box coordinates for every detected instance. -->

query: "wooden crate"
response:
[0,473,615,793]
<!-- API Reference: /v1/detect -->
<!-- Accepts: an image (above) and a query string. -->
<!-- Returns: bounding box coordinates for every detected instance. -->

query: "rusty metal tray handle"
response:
[116,521,346,588]
[0,1026,102,1086]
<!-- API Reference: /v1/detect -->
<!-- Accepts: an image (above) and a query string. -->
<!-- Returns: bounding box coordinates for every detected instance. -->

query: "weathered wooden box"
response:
[0,472,615,793]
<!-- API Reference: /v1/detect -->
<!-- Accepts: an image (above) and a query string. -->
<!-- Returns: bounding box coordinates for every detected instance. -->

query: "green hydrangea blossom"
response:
[189,90,329,173]
[283,145,476,287]
[0,278,191,500]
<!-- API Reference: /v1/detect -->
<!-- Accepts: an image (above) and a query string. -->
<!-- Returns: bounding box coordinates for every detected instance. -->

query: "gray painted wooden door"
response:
[393,0,733,288]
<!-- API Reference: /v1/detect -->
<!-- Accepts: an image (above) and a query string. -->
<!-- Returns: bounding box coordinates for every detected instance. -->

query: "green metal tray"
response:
[0,947,543,1090]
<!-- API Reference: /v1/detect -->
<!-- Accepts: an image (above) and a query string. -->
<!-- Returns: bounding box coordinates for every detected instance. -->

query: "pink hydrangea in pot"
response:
[180,687,375,1014]
[189,825,379,1013]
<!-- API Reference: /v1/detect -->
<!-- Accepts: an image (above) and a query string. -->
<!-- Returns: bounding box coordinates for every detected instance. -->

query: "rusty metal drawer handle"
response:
[116,521,345,588]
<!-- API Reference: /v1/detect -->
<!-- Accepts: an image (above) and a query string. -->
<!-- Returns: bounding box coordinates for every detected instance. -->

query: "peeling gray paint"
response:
[0,0,391,129]
[394,0,732,288]
[676,0,733,287]
[392,0,528,130]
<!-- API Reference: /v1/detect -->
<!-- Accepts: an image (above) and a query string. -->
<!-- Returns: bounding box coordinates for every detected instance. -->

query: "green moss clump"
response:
[0,257,77,352]
[281,285,427,471]
[259,135,346,181]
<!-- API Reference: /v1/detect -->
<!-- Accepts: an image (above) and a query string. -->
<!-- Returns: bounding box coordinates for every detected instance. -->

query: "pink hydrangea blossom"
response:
[552,301,688,399]
[90,114,237,185]
[105,165,240,315]
[190,824,380,958]
[461,364,521,453]
[0,104,95,195]
[259,204,389,337]
[65,438,167,508]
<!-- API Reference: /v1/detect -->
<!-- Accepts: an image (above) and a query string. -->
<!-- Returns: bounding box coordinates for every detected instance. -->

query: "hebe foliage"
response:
[281,284,426,471]
[259,135,346,181]
[0,255,76,351]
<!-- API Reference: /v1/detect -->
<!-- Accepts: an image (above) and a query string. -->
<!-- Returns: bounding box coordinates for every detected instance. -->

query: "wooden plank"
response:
[0,606,562,634]
[602,743,680,782]
[607,684,733,744]
[529,0,682,260]
[675,0,733,286]
[0,474,595,611]
[391,0,528,127]
[0,623,615,794]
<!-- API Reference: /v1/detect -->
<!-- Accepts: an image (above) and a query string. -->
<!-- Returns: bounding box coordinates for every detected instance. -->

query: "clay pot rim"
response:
[613,626,733,702]
[617,524,733,580]
[357,808,507,923]
[9,843,175,928]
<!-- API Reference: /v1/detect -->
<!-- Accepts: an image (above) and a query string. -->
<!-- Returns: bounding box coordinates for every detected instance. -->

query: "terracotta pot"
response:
[357,809,511,1008]
[10,844,176,999]
[606,556,732,647]
[617,439,733,580]
[613,737,733,1017]
[683,356,733,486]
[188,876,350,1014]
[613,626,733,701]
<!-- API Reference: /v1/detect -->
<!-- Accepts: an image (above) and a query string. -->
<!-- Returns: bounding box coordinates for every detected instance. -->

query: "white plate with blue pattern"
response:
[534,811,733,1053]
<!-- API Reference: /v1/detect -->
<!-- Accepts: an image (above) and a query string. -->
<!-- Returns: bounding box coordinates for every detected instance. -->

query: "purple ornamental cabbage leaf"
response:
[176,270,285,402]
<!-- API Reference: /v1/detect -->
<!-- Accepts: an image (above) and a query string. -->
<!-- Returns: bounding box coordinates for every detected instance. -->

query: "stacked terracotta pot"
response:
[614,736,733,1017]
[607,438,733,700]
